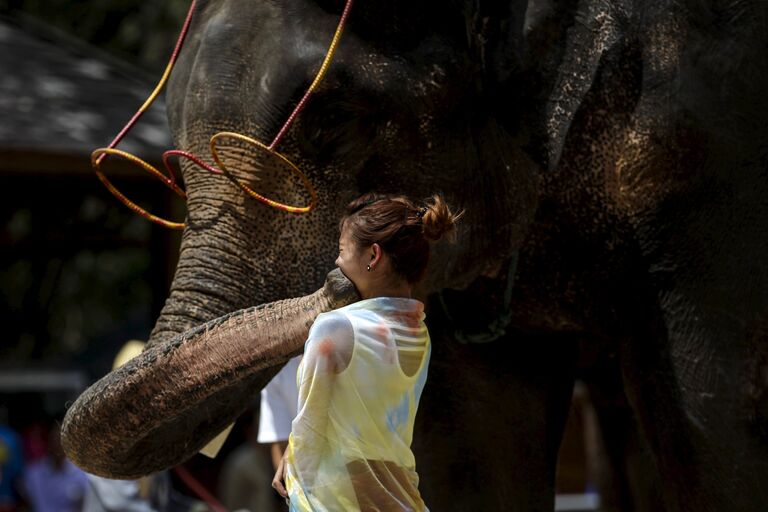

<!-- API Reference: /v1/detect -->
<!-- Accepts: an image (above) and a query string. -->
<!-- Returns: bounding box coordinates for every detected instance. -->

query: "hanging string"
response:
[269,0,354,150]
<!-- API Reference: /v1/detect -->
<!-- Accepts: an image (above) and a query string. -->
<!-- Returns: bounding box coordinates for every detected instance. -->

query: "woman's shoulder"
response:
[306,310,355,371]
[313,309,353,328]
[309,310,354,342]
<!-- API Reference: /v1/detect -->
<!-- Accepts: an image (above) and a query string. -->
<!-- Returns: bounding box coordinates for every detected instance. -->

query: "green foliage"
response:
[0,0,190,71]
[0,178,159,362]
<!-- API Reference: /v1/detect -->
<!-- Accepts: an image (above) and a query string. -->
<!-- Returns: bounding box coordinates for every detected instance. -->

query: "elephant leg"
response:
[413,308,579,511]
[616,274,768,511]
[583,375,665,512]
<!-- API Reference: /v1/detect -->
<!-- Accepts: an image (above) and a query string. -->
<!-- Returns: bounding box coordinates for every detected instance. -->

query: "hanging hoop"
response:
[210,132,317,214]
[91,148,187,230]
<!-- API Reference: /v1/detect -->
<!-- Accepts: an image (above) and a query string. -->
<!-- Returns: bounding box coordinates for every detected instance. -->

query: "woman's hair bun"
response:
[420,194,463,242]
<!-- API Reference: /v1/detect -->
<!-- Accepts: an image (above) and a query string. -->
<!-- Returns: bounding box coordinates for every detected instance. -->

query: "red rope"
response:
[173,465,228,512]
[269,0,355,149]
[97,0,198,166]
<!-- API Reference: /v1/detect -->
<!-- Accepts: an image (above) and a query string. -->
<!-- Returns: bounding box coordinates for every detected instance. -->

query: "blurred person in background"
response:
[20,421,88,512]
[217,410,279,512]
[83,473,172,512]
[0,407,24,512]
[20,422,47,466]
[258,357,302,473]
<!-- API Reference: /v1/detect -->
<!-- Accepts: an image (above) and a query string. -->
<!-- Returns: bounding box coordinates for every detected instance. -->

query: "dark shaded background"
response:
[0,0,185,369]
[0,0,188,72]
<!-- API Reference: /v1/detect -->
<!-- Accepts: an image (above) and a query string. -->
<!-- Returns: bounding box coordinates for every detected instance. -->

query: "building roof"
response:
[0,15,173,174]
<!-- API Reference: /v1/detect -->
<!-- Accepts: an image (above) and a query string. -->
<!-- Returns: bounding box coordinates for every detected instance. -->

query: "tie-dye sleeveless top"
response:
[285,296,431,512]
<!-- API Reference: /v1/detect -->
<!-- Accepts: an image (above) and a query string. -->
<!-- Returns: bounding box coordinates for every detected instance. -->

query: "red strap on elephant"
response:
[92,0,354,228]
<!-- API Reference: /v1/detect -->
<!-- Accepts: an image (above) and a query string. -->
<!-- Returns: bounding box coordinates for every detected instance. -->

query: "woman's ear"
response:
[370,243,383,268]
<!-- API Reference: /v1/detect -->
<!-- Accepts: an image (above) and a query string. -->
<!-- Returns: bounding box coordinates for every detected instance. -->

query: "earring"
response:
[367,264,371,272]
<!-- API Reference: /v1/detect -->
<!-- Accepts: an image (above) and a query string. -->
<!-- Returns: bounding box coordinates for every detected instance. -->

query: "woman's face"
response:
[336,225,373,294]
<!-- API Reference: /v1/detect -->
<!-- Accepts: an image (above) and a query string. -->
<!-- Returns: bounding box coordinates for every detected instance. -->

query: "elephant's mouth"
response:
[61,268,359,479]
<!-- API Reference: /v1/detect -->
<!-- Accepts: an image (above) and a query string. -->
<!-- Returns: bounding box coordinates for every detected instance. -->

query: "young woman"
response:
[272,193,461,511]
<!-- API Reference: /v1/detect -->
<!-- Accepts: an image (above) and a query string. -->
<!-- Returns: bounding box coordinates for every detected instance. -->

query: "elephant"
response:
[62,0,768,510]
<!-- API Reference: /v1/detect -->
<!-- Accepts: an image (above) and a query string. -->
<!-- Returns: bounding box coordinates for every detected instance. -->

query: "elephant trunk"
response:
[61,269,358,479]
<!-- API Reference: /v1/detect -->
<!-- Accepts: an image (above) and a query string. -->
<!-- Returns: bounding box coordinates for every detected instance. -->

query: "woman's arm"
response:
[286,312,353,489]
[272,448,290,498]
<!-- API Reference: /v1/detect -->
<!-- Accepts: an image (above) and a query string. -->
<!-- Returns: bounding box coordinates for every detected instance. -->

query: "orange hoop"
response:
[91,148,187,230]
[210,132,317,214]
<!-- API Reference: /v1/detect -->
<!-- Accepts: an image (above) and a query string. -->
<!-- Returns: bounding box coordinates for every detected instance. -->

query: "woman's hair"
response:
[339,193,463,284]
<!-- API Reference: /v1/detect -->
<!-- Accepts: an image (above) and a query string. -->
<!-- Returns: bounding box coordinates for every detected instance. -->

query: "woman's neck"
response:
[361,282,412,300]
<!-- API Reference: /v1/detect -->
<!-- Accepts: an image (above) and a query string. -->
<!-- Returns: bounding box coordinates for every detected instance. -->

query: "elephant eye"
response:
[297,91,385,164]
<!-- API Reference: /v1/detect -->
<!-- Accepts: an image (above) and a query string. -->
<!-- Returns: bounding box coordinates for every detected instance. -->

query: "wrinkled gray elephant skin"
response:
[61,269,358,478]
[65,0,768,510]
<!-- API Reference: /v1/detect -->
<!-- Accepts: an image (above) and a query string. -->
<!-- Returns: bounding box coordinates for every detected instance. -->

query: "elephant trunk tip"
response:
[324,268,360,308]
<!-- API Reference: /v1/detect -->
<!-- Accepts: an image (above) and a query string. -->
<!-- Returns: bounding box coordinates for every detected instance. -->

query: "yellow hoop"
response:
[210,132,318,214]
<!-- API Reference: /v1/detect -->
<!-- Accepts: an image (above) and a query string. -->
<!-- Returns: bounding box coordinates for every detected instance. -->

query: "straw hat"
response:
[112,340,146,370]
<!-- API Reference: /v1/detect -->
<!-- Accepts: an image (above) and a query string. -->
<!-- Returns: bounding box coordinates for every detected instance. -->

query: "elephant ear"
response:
[522,0,632,170]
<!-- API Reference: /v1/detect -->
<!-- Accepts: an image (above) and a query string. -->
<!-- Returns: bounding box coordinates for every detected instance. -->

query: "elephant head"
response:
[152,0,540,332]
[62,0,544,477]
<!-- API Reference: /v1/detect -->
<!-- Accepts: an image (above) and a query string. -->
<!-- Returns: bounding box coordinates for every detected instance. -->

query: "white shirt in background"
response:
[257,355,302,443]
